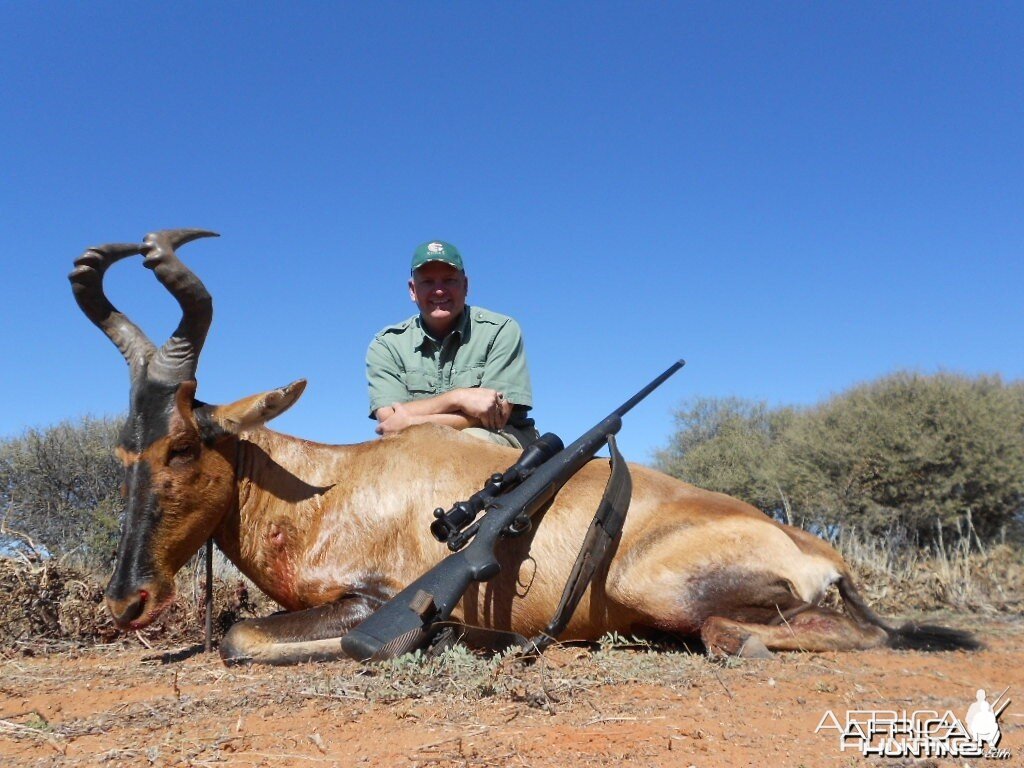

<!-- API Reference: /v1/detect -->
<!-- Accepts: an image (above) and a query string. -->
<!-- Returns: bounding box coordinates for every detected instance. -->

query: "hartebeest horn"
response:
[69,229,219,383]
[69,242,154,377]
[141,229,219,383]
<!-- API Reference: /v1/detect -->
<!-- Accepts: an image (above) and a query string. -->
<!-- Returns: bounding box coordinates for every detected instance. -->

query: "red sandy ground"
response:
[1,618,1022,768]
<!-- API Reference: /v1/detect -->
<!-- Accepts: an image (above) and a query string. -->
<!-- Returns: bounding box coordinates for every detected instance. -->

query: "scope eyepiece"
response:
[430,500,478,541]
[430,518,454,541]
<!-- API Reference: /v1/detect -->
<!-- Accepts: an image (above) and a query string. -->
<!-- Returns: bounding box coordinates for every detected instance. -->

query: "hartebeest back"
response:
[70,230,979,665]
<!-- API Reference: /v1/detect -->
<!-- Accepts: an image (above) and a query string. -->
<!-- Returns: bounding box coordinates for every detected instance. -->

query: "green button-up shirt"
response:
[366,305,534,428]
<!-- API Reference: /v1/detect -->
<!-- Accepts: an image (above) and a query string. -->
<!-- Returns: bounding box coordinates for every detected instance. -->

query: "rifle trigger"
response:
[409,590,438,621]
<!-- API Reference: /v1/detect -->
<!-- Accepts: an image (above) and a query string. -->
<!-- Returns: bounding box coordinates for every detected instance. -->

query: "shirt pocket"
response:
[401,370,436,395]
[451,365,485,389]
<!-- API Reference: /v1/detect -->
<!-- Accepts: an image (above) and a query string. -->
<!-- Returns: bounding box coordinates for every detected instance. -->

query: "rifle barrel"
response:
[613,360,685,418]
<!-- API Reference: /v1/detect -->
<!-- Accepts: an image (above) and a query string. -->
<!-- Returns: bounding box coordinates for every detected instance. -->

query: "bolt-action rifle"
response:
[341,360,685,662]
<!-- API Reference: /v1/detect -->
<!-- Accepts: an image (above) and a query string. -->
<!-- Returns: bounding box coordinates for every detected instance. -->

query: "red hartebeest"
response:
[70,230,978,665]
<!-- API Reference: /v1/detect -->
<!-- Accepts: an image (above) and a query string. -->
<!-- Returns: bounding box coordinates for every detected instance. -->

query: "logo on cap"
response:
[412,240,464,272]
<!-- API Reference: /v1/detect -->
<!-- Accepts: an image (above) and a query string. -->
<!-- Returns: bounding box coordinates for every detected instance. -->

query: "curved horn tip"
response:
[285,379,308,396]
[146,229,220,250]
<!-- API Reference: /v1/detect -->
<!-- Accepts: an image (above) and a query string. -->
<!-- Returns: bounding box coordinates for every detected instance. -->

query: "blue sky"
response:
[1,2,1021,464]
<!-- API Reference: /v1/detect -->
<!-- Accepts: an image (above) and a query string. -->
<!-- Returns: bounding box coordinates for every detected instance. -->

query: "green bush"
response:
[656,373,1024,543]
[654,397,796,517]
[0,417,124,570]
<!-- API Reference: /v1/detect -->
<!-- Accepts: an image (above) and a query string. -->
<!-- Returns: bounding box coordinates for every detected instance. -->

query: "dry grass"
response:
[5,631,1021,768]
[0,556,272,658]
[0,643,723,768]
[833,523,1024,616]
[330,636,711,714]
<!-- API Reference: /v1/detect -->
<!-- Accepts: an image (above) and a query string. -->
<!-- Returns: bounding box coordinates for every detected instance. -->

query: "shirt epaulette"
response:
[470,307,512,326]
[375,317,415,338]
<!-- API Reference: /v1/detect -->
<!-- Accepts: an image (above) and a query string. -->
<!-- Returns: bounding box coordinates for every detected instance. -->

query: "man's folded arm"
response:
[374,401,483,435]
[374,388,510,432]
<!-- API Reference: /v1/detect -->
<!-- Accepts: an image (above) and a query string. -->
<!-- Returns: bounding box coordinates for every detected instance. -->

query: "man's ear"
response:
[408,276,417,303]
[197,379,307,437]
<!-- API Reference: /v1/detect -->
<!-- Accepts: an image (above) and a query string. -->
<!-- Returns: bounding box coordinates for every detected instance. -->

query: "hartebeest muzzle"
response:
[104,459,165,628]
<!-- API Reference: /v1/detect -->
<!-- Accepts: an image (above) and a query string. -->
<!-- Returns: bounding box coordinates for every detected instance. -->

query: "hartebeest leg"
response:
[700,606,889,657]
[221,594,384,666]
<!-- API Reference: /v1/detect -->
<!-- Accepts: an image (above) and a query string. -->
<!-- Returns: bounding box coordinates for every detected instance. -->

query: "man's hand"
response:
[373,388,513,436]
[456,388,513,429]
[375,402,414,435]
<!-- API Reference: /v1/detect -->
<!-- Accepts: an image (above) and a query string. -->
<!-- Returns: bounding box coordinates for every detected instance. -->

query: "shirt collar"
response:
[415,305,471,350]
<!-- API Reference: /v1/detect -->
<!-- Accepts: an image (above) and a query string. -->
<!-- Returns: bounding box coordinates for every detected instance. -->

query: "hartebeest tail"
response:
[72,230,980,666]
[837,577,982,652]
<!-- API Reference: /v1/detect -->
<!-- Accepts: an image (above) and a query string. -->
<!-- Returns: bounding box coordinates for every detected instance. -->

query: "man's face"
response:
[409,262,469,337]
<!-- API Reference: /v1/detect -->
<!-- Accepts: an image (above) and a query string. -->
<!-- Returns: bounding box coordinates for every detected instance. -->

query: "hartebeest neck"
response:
[212,429,363,610]
[208,424,519,613]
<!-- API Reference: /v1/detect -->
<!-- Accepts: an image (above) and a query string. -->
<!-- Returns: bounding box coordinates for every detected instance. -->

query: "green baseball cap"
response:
[411,240,464,272]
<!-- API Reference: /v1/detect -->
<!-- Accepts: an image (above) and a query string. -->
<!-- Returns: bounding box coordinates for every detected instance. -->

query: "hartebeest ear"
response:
[168,380,201,436]
[197,379,307,436]
[175,380,199,414]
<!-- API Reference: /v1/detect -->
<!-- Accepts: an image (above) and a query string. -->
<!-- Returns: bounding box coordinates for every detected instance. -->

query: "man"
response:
[366,240,539,448]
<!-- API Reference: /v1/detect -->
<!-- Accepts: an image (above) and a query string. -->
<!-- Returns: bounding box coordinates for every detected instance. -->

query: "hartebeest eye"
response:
[167,443,199,466]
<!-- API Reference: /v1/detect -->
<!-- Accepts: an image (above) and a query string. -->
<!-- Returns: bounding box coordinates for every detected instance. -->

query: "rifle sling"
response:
[528,432,632,652]
[428,434,633,657]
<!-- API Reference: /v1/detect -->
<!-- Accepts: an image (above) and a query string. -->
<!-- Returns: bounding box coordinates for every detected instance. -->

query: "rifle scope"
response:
[430,432,564,545]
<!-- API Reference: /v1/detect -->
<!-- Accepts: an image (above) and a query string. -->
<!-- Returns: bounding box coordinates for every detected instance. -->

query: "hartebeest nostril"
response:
[107,590,148,627]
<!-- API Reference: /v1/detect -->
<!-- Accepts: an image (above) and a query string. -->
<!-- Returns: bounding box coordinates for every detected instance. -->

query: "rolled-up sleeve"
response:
[480,319,533,408]
[366,336,408,418]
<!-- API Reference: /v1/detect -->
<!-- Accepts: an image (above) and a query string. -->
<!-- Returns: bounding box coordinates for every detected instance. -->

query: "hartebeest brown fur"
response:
[70,230,978,665]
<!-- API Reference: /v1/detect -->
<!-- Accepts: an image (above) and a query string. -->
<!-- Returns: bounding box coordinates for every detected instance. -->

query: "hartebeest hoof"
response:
[738,636,774,659]
[702,617,775,658]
